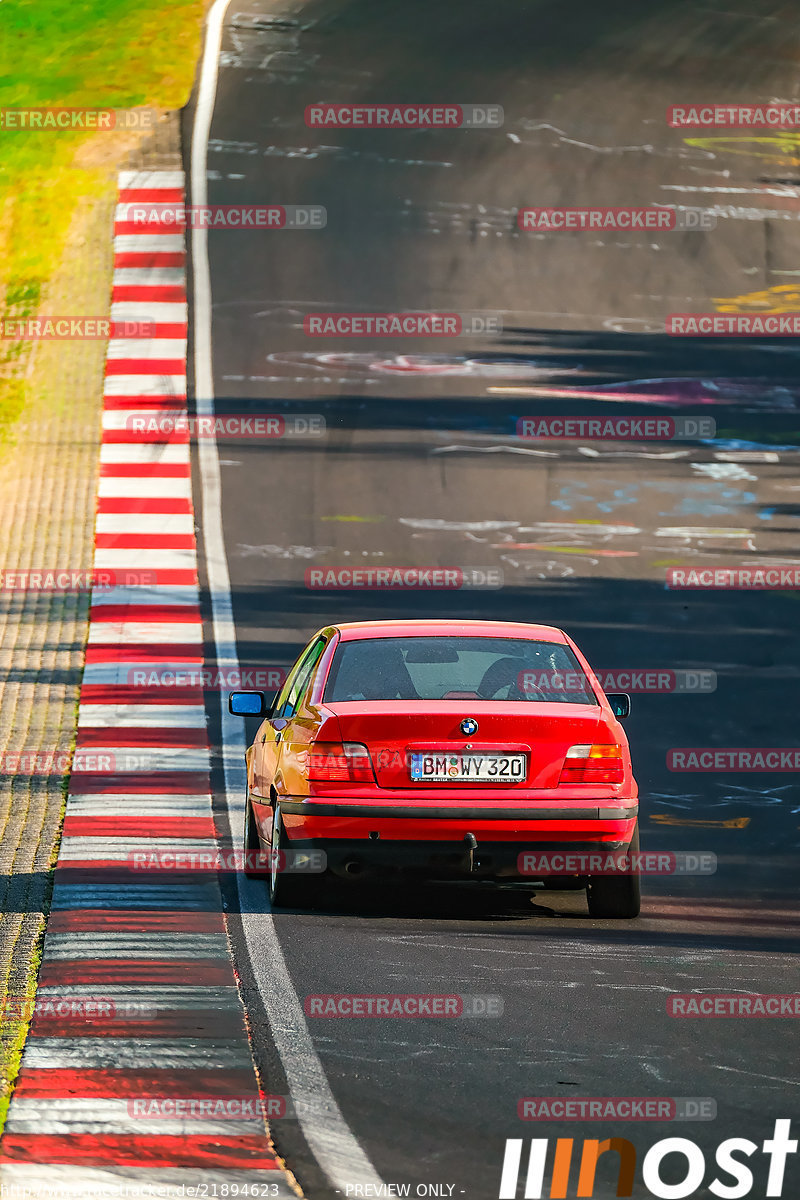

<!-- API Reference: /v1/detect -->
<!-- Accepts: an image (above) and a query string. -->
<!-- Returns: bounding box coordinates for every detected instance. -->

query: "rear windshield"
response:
[324,636,599,704]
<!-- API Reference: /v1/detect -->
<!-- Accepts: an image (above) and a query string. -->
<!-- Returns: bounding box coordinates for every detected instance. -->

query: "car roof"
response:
[333,620,568,643]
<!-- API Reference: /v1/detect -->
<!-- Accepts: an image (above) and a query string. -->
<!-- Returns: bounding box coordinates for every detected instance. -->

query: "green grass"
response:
[0,0,206,431]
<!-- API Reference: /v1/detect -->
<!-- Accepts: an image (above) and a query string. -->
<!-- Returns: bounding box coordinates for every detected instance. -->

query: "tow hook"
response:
[464,832,478,872]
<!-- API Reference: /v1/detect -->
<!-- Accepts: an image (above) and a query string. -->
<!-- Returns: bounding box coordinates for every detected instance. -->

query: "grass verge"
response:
[0,0,206,435]
[0,0,206,1127]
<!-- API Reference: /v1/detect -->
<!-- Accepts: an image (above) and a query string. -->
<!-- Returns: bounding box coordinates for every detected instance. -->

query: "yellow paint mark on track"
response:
[685,133,800,167]
[651,815,750,829]
[321,515,384,523]
[712,284,800,315]
[493,543,638,556]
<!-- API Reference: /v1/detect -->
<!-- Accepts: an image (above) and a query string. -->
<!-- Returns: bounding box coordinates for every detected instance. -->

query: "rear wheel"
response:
[268,804,319,908]
[586,823,641,919]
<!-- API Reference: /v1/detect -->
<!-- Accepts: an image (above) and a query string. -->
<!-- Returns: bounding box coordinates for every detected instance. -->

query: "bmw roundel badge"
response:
[460,718,479,736]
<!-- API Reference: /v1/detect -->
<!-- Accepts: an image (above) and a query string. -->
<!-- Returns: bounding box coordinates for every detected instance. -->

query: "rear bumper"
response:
[271,797,638,880]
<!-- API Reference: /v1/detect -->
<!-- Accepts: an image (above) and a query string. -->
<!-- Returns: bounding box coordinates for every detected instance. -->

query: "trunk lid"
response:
[329,702,607,790]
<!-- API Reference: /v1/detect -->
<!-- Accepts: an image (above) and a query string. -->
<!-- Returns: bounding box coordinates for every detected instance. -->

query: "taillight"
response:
[306,742,375,783]
[559,744,624,784]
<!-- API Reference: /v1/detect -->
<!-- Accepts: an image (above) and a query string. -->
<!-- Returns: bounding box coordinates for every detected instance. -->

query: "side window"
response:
[275,637,327,719]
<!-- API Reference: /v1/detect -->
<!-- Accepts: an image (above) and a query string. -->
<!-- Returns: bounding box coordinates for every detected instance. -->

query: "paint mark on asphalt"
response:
[493,544,638,557]
[691,462,757,482]
[650,816,751,829]
[322,515,385,523]
[685,134,800,167]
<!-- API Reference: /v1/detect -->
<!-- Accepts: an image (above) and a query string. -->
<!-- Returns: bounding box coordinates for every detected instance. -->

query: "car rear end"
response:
[277,628,638,883]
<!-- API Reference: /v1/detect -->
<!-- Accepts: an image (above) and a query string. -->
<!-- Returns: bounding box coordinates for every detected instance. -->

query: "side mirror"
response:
[228,691,274,717]
[606,693,631,720]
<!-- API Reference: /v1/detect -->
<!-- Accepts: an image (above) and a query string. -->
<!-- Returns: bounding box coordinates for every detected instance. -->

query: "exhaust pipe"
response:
[344,860,363,876]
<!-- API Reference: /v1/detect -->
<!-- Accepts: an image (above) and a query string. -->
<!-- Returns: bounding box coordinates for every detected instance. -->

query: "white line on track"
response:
[6,1106,264,1138]
[88,585,200,607]
[112,268,187,287]
[106,338,188,359]
[100,443,191,464]
[81,664,201,687]
[67,796,211,816]
[191,1,388,1191]
[24,1039,254,1070]
[103,375,187,396]
[95,513,196,535]
[57,838,217,861]
[110,301,188,323]
[114,204,185,224]
[87,623,203,646]
[96,463,191,487]
[102,411,187,432]
[36,985,237,1000]
[71,748,211,771]
[92,544,196,566]
[119,171,187,190]
[44,932,228,958]
[77,705,207,727]
[114,233,186,253]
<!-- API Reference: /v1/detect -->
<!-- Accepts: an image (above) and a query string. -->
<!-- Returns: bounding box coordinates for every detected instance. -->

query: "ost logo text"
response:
[499,1119,797,1197]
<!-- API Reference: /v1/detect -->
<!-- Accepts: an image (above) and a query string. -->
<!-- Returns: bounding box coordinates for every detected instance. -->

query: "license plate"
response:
[409,753,526,783]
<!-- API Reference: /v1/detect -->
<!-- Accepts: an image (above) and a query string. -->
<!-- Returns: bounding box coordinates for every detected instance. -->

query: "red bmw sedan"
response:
[230,619,640,917]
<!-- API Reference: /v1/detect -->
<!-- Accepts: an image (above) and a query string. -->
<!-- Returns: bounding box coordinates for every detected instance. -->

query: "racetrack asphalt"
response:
[188,1,800,1195]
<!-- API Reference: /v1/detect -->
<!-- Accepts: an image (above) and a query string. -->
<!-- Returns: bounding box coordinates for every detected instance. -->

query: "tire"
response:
[268,804,318,908]
[586,823,641,919]
[243,794,267,879]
